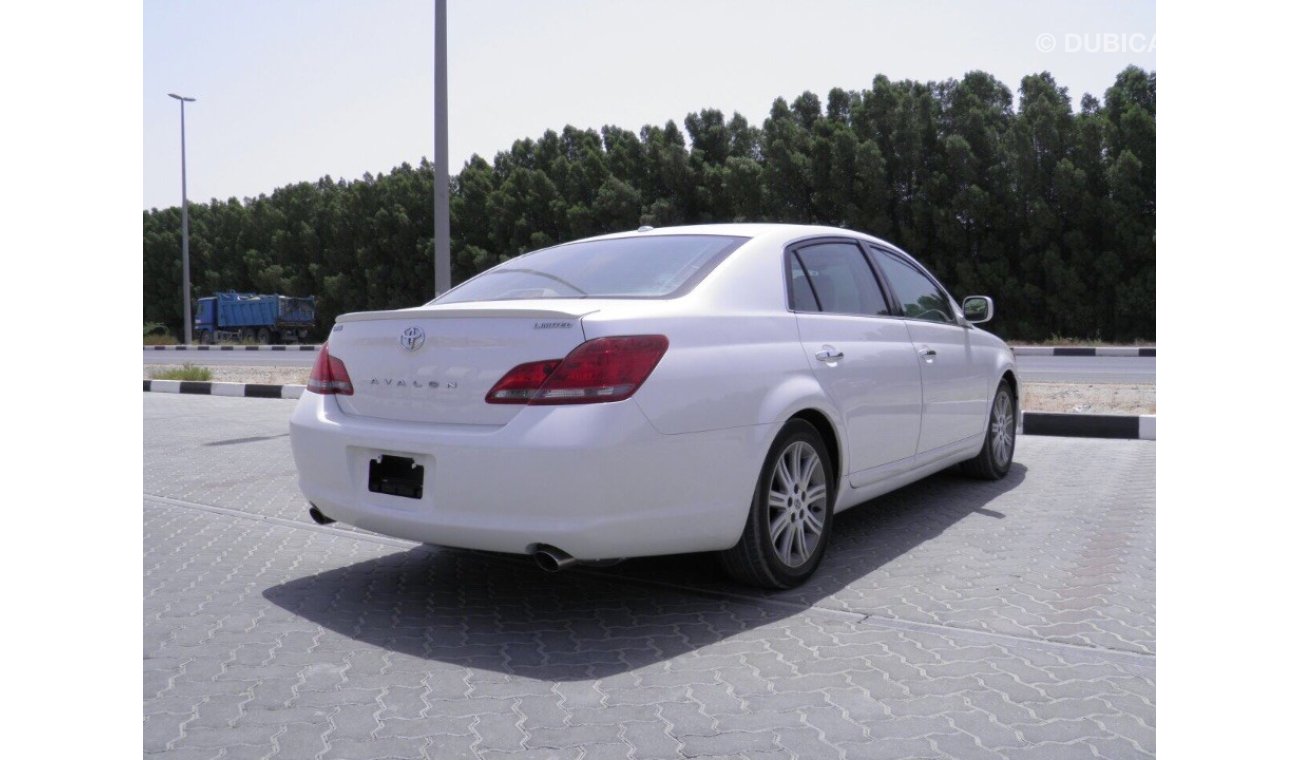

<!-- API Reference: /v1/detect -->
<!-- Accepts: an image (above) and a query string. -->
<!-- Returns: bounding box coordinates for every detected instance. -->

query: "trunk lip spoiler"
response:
[335,307,601,323]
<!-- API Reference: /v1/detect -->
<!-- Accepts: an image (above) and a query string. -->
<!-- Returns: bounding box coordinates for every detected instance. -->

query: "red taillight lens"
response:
[484,359,562,404]
[484,335,669,405]
[307,343,354,396]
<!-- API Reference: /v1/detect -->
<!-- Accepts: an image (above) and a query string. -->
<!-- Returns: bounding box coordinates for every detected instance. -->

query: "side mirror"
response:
[962,296,994,324]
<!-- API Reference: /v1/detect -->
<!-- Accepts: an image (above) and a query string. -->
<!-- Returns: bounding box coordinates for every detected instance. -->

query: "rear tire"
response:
[961,380,1016,480]
[256,327,271,345]
[720,419,836,589]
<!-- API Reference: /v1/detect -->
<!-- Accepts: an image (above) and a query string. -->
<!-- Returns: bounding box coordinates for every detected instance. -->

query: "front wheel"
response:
[720,419,836,589]
[961,380,1016,480]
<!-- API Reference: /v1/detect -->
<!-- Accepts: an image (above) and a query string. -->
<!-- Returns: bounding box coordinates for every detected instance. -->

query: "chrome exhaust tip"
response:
[307,504,336,525]
[532,545,578,572]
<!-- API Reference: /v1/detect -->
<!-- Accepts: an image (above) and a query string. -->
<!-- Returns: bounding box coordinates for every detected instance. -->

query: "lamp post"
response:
[434,0,450,295]
[169,93,196,343]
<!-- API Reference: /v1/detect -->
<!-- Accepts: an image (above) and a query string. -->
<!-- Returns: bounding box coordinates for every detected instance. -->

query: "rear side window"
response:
[434,235,749,303]
[871,248,955,323]
[789,259,820,311]
[788,242,890,316]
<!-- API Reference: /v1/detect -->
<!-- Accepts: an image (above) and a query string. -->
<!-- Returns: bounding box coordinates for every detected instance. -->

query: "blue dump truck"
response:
[193,292,317,344]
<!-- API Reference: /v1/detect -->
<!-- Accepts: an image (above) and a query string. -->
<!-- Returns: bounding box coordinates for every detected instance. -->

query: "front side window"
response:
[789,242,890,316]
[872,248,955,324]
[434,235,748,303]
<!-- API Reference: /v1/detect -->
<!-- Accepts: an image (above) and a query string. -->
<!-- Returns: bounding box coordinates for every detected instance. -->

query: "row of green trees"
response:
[143,66,1155,341]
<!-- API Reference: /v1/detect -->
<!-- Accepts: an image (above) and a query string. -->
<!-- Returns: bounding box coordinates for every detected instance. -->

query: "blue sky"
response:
[143,0,1155,210]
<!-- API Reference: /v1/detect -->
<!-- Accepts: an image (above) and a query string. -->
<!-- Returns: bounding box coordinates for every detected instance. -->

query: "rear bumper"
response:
[289,392,772,559]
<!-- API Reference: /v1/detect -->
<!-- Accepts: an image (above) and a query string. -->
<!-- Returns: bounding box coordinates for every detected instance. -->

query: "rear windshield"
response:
[433,235,749,303]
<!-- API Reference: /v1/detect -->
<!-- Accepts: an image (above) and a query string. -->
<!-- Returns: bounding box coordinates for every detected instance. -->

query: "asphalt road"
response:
[1012,355,1155,384]
[144,348,1156,384]
[144,393,1155,759]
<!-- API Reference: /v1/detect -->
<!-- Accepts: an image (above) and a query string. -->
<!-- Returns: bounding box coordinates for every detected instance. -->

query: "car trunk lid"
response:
[328,304,595,425]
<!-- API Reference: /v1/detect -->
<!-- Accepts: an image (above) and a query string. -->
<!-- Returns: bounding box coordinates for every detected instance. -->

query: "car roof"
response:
[577,223,898,250]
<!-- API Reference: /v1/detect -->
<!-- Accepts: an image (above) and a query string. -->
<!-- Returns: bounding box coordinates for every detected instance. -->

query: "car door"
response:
[868,246,989,455]
[788,239,923,481]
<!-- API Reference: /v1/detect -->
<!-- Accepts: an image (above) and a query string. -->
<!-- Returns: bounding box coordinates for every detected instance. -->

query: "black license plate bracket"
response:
[368,454,425,499]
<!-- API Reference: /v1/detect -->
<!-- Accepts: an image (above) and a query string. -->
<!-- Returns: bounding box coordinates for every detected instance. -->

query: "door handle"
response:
[815,348,844,362]
[919,347,937,363]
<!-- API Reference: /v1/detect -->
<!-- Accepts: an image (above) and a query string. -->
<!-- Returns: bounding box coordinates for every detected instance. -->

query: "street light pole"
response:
[169,93,197,343]
[434,0,450,295]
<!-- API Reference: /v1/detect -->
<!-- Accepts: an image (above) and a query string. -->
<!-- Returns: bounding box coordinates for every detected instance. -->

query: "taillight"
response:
[485,335,668,405]
[307,343,354,395]
[483,359,561,404]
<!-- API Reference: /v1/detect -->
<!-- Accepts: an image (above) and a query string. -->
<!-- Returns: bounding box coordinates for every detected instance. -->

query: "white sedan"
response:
[290,224,1018,588]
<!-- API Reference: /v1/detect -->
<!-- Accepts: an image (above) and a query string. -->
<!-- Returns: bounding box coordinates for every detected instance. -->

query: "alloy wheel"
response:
[767,441,828,568]
[991,391,1014,468]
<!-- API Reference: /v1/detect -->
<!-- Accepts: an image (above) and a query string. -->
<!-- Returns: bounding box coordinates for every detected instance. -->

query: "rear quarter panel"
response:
[586,234,841,438]
[610,312,814,435]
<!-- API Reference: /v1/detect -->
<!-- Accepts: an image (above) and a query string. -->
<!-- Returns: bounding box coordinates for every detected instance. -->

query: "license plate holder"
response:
[368,454,425,499]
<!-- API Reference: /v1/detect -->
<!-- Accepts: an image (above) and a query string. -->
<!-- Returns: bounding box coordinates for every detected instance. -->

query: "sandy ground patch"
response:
[1022,382,1155,415]
[146,364,310,386]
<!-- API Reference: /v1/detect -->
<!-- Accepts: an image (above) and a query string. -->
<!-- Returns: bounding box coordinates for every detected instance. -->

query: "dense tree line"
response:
[143,66,1155,341]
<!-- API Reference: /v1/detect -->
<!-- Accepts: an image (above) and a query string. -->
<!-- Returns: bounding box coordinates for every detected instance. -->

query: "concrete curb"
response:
[1011,346,1155,357]
[144,344,1155,357]
[143,379,304,399]
[140,383,1155,440]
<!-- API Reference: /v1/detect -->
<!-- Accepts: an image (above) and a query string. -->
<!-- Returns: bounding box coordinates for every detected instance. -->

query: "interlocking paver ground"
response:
[145,394,1155,758]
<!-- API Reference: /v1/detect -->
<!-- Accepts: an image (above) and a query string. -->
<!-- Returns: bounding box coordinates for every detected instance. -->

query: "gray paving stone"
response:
[326,702,384,741]
[240,706,332,726]
[578,743,636,760]
[852,736,944,759]
[292,689,384,710]
[477,750,581,760]
[143,714,185,752]
[619,722,682,758]
[322,737,430,760]
[654,700,716,735]
[1001,740,1103,760]
[527,723,626,748]
[771,725,851,759]
[217,746,282,760]
[566,704,663,726]
[423,733,480,759]
[269,721,330,758]
[677,731,779,757]
[469,711,527,752]
[1013,717,1109,744]
[927,731,1008,760]
[173,724,282,749]
[142,750,221,760]
[144,395,1157,760]
[187,694,252,729]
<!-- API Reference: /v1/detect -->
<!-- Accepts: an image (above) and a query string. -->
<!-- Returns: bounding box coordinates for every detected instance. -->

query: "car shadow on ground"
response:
[262,464,1027,681]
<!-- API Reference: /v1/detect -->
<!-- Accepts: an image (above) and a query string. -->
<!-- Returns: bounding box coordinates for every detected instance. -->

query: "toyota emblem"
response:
[399,326,426,351]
